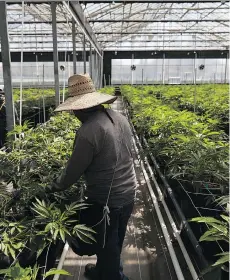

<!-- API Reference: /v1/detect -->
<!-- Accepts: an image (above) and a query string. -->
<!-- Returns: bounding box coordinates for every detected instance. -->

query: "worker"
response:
[48,74,136,280]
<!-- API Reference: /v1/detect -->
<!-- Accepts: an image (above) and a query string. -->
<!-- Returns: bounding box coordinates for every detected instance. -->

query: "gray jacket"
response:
[55,109,136,207]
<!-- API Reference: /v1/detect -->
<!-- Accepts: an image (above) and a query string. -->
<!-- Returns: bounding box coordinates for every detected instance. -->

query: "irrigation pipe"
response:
[53,242,69,280]
[133,130,200,280]
[132,136,185,280]
[142,136,209,269]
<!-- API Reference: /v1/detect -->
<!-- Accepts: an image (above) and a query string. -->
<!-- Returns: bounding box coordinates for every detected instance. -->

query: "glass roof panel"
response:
[2,1,229,52]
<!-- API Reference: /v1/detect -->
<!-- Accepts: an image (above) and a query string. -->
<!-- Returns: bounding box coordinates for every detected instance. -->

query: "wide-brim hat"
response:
[55,74,117,112]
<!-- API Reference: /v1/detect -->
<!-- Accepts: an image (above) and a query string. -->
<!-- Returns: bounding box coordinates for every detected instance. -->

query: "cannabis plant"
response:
[0,262,71,280]
[191,195,229,269]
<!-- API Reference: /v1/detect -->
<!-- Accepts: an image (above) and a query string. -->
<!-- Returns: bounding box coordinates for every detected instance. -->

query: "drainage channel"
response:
[55,97,197,280]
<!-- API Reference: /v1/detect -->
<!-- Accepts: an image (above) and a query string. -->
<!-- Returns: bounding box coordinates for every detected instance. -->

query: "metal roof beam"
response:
[8,31,230,35]
[9,39,227,43]
[89,19,228,23]
[80,0,228,2]
[6,0,229,2]
[63,1,102,56]
[95,31,229,34]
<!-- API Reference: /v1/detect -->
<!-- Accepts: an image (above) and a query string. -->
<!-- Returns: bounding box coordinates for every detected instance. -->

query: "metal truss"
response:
[2,1,230,52]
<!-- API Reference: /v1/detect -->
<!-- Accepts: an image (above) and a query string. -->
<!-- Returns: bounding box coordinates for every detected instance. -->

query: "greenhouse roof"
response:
[4,1,230,52]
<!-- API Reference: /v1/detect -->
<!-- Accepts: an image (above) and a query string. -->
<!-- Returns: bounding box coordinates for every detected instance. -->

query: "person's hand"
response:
[45,184,55,194]
[45,180,63,193]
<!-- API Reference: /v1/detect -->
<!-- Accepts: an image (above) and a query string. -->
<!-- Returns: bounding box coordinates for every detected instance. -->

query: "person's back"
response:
[79,108,136,207]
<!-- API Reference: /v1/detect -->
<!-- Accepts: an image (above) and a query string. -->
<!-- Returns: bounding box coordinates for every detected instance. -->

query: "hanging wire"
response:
[19,1,25,126]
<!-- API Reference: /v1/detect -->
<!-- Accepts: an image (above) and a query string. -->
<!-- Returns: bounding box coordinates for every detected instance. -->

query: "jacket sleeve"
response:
[51,133,94,191]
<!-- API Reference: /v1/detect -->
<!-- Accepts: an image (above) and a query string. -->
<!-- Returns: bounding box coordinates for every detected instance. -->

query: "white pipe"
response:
[131,135,185,280]
[133,134,199,280]
[53,242,69,280]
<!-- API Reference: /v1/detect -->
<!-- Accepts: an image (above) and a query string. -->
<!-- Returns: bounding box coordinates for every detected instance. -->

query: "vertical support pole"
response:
[100,53,104,88]
[193,51,197,113]
[98,54,101,88]
[131,53,134,85]
[0,2,15,132]
[51,2,60,108]
[83,35,87,74]
[98,54,102,88]
[225,52,229,84]
[103,52,111,87]
[42,64,46,123]
[91,51,95,82]
[95,52,98,88]
[162,53,165,85]
[97,54,100,88]
[104,74,106,87]
[94,53,98,88]
[72,18,77,74]
[89,44,93,78]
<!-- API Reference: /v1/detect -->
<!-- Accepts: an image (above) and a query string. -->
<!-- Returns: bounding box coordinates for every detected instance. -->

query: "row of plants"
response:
[0,112,95,279]
[13,89,59,116]
[121,85,229,192]
[121,85,229,273]
[138,84,229,127]
[12,87,114,116]
[99,86,115,95]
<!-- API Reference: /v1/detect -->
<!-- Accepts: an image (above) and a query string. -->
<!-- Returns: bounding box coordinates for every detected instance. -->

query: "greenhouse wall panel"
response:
[111,58,229,84]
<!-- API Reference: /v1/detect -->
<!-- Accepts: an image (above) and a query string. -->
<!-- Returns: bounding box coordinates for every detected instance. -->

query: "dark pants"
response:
[80,200,134,280]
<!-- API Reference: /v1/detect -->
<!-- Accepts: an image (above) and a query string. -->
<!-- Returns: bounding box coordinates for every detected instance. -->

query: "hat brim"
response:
[54,91,117,112]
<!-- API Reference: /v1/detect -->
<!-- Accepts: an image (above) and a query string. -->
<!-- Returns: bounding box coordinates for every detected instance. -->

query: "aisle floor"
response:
[60,98,177,280]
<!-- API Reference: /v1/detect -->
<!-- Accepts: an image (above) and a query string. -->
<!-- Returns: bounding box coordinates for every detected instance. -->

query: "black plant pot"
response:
[0,253,11,270]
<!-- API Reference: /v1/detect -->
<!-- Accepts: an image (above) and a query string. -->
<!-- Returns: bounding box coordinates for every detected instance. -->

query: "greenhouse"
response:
[0,0,229,280]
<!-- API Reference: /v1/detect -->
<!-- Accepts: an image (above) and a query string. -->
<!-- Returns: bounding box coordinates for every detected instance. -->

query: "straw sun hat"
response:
[55,74,117,112]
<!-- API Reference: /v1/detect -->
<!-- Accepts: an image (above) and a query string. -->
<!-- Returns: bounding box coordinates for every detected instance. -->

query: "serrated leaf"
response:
[190,217,224,225]
[199,228,219,241]
[44,269,71,277]
[8,246,16,260]
[212,253,229,266]
[220,215,229,223]
[73,224,96,234]
[74,231,94,244]
[60,229,65,243]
